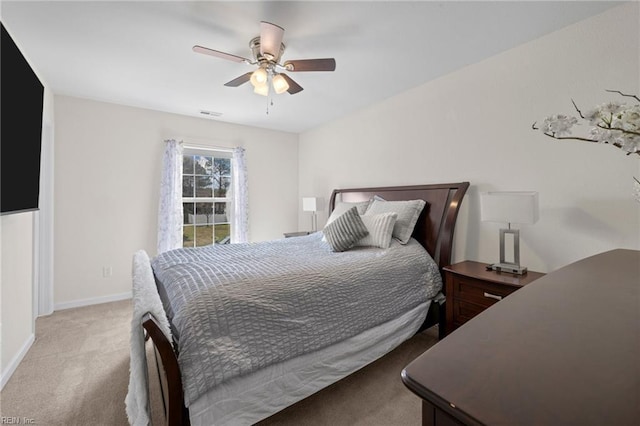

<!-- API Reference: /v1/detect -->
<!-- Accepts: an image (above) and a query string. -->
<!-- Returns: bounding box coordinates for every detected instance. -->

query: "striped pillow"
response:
[354,213,398,249]
[323,206,369,252]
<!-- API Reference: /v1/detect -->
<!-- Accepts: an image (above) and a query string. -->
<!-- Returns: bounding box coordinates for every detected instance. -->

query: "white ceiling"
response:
[1,1,621,134]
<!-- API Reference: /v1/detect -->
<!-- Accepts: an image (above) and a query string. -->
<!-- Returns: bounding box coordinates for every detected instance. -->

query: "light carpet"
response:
[0,299,438,425]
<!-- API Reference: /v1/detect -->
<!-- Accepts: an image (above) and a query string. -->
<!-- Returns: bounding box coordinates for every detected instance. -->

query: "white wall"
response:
[0,83,55,388]
[299,3,640,273]
[54,96,298,307]
[1,213,34,387]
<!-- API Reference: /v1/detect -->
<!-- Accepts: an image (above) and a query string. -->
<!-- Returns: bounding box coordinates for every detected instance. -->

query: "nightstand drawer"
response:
[450,275,517,309]
[452,299,487,326]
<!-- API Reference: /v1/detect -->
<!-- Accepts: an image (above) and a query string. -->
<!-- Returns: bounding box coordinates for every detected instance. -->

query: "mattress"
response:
[188,299,437,425]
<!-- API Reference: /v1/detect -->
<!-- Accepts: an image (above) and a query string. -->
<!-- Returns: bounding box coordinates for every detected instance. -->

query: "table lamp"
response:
[480,191,539,275]
[302,197,321,232]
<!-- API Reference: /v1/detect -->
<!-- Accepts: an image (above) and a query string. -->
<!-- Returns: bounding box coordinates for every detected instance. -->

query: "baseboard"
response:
[0,333,35,391]
[54,291,132,311]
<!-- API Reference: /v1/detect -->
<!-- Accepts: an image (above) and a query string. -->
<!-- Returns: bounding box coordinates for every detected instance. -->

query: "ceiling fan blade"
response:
[281,74,304,94]
[283,58,336,72]
[224,72,253,87]
[193,45,250,63]
[259,21,285,59]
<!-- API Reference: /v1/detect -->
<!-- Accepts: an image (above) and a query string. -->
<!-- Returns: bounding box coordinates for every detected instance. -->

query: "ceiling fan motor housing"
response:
[250,37,285,64]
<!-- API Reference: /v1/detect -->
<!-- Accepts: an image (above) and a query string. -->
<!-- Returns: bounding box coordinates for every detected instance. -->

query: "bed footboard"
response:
[142,312,190,426]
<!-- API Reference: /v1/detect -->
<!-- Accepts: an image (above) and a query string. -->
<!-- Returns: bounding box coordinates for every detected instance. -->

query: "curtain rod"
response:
[181,142,234,153]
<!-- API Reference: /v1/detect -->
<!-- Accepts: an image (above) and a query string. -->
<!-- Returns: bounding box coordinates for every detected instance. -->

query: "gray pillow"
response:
[365,199,426,244]
[323,206,369,252]
[354,213,398,249]
[326,200,371,225]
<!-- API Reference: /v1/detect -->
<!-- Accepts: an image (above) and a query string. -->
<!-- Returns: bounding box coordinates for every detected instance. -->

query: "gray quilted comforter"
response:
[151,233,442,405]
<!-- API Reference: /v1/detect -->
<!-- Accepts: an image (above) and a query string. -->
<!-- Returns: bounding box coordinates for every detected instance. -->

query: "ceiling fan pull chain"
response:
[265,96,275,115]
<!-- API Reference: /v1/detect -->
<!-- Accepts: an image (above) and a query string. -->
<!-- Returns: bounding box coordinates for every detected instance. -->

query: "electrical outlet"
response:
[102,266,113,278]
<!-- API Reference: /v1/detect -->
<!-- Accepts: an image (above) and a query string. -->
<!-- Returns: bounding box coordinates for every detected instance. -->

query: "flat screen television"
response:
[1,22,45,215]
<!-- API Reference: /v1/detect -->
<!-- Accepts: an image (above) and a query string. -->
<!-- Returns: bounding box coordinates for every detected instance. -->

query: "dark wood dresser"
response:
[443,261,545,335]
[402,249,640,426]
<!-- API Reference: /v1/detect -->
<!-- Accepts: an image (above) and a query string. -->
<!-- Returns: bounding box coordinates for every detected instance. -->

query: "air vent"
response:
[199,110,223,117]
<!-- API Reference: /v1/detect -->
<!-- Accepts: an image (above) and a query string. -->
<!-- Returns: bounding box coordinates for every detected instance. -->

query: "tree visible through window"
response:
[182,151,232,247]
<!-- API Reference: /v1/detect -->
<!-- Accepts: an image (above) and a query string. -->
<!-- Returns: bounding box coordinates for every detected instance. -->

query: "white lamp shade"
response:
[272,74,289,94]
[250,67,268,87]
[302,197,319,212]
[253,81,269,96]
[480,191,539,224]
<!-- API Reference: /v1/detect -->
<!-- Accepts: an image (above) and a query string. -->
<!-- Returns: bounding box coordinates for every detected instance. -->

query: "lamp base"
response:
[486,262,528,275]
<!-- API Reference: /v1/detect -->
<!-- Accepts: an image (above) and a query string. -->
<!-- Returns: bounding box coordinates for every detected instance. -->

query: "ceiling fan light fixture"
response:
[272,74,289,94]
[254,81,269,96]
[194,21,336,99]
[250,67,268,87]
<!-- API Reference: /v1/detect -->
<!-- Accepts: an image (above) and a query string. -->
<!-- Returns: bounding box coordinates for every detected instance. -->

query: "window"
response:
[182,150,232,247]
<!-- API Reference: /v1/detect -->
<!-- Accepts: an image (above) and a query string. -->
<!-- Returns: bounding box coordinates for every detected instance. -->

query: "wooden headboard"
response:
[329,182,470,269]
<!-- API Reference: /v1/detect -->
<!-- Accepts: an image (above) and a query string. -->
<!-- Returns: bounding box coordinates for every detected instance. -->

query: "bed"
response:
[129,182,469,426]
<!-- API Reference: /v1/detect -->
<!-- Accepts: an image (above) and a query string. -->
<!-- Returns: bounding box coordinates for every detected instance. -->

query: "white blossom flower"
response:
[589,126,640,154]
[618,135,640,154]
[541,114,578,136]
[588,126,616,144]
[599,101,625,115]
[613,105,640,132]
[584,101,626,126]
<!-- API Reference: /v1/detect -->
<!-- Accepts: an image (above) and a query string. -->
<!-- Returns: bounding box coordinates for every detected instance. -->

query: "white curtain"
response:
[231,147,249,243]
[157,139,184,254]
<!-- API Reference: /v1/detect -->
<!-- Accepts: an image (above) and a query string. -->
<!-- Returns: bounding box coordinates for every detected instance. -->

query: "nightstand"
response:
[444,261,545,336]
[283,231,311,238]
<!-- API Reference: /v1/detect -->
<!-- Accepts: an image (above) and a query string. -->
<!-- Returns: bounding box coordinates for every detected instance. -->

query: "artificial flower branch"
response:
[532,121,640,154]
[532,90,640,156]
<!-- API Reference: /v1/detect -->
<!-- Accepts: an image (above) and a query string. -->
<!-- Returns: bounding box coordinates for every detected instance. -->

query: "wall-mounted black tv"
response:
[1,22,45,215]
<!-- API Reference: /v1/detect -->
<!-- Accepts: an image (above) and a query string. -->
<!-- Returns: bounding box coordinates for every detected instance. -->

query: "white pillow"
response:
[365,199,426,244]
[354,213,398,249]
[326,200,371,225]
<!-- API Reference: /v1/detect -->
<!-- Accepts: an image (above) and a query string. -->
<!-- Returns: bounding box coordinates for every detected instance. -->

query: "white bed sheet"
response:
[188,299,435,426]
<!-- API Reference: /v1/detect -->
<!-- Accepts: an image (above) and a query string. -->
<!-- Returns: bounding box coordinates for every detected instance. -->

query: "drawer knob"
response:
[483,292,503,301]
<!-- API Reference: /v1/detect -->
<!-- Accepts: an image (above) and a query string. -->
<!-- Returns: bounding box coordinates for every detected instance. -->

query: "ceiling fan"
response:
[193,21,336,96]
